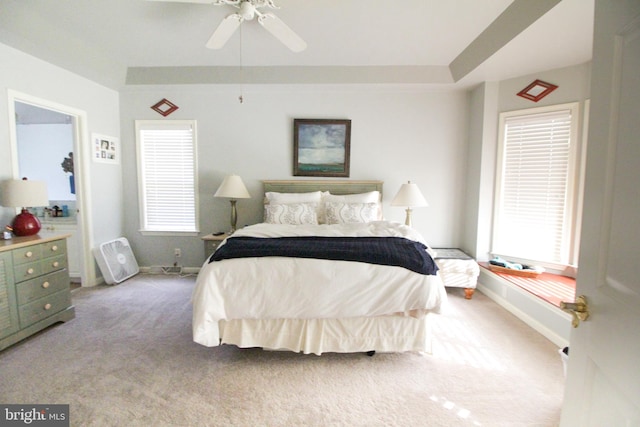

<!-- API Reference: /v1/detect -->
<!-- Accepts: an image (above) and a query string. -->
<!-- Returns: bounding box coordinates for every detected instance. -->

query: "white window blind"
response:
[493,107,576,265]
[136,120,198,234]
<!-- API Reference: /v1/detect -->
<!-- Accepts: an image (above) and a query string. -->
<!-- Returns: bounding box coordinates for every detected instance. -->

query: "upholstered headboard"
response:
[262,180,383,197]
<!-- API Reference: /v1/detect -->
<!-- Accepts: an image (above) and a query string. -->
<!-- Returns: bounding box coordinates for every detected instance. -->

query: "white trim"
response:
[139,266,201,275]
[135,120,200,235]
[138,231,200,237]
[493,102,582,267]
[7,90,96,286]
[477,269,572,348]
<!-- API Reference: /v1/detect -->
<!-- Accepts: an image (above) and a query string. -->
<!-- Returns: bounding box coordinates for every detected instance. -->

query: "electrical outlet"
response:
[174,248,181,258]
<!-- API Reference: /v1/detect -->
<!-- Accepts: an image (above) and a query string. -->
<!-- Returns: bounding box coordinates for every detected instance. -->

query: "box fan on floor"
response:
[94,237,139,284]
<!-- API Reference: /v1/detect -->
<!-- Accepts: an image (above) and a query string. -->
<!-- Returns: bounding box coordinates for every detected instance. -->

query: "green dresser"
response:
[0,235,75,351]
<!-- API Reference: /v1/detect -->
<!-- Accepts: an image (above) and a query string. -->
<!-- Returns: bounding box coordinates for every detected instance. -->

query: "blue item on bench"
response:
[490,256,523,270]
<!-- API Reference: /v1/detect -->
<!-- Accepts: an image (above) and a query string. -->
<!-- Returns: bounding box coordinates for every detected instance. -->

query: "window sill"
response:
[479,262,576,308]
[139,230,200,237]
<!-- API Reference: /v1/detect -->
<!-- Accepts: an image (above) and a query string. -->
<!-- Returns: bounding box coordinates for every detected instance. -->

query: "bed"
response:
[192,180,447,355]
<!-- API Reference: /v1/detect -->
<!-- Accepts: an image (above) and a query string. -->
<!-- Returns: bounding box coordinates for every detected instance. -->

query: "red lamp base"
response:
[11,208,42,236]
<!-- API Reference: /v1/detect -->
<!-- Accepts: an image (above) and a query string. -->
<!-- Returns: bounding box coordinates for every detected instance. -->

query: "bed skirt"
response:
[217,314,434,356]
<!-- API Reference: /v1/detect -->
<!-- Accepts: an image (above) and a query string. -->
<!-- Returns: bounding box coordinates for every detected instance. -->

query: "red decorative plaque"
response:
[151,98,179,116]
[517,79,558,102]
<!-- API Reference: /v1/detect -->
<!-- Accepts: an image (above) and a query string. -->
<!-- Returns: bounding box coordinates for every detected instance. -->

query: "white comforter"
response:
[192,221,447,347]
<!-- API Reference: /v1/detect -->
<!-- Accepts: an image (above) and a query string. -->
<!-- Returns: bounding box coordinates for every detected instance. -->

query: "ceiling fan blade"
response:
[258,13,306,52]
[206,14,242,49]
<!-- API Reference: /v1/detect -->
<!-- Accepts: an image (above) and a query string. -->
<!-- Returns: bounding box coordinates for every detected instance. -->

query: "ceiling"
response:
[0,0,594,90]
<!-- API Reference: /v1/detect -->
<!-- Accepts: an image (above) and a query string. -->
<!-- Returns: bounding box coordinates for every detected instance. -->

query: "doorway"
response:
[8,90,95,287]
[14,101,81,285]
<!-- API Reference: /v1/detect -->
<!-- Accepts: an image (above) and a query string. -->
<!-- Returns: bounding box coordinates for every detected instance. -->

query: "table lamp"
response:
[1,178,49,236]
[214,175,250,233]
[390,180,428,227]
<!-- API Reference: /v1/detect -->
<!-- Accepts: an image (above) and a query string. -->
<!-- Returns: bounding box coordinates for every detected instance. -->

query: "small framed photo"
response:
[91,133,119,164]
[293,119,351,177]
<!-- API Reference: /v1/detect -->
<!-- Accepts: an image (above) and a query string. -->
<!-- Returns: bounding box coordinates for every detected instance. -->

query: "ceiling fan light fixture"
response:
[239,1,256,20]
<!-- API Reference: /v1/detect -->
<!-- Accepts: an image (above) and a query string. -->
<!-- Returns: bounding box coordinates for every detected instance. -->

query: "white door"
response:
[560,1,640,425]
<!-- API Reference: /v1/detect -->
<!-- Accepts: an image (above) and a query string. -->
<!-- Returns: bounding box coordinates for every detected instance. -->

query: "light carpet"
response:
[0,274,565,426]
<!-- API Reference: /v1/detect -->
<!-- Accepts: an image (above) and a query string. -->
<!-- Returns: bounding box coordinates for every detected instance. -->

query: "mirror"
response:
[14,101,76,208]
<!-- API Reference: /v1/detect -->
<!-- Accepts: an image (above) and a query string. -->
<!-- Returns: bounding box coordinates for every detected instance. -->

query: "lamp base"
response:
[404,207,413,227]
[12,208,42,236]
[229,199,238,234]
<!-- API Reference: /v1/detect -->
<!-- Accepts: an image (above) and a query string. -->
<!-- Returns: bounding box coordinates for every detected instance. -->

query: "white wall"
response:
[0,42,122,285]
[17,123,75,201]
[0,38,592,276]
[120,85,470,268]
[463,81,499,261]
[462,62,592,263]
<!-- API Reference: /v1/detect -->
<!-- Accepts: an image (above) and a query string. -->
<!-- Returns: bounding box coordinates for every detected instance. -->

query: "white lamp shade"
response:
[214,175,250,199]
[390,181,428,207]
[1,179,49,208]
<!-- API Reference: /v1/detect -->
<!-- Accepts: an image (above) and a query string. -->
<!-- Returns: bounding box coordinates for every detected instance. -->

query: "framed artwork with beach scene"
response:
[293,119,351,177]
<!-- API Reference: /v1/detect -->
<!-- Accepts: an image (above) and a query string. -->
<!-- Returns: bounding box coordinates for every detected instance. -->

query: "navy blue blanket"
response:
[209,236,438,275]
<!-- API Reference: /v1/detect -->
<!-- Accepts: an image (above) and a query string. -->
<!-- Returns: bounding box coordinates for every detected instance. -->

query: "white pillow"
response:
[265,191,323,204]
[265,203,319,225]
[324,191,380,204]
[324,191,382,220]
[265,191,328,223]
[325,202,379,224]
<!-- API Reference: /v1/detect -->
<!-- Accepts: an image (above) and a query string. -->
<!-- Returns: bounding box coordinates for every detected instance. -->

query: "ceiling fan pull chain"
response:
[239,26,243,103]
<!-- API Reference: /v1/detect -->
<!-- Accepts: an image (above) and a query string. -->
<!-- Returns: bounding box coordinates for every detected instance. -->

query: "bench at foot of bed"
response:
[433,250,480,300]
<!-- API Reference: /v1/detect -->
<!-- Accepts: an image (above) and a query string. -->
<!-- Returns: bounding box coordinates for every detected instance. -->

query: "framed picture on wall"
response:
[91,133,119,164]
[293,118,351,177]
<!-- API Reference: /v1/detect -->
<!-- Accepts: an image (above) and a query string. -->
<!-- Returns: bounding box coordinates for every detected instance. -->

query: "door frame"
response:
[7,89,96,286]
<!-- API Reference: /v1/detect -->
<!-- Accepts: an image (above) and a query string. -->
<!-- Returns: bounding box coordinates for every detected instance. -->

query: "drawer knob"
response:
[42,281,50,289]
[27,268,34,275]
[52,261,60,268]
[51,245,58,251]
[25,251,33,258]
[44,303,52,310]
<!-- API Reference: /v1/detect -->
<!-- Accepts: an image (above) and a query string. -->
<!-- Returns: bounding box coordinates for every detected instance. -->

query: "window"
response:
[493,103,582,267]
[135,120,199,235]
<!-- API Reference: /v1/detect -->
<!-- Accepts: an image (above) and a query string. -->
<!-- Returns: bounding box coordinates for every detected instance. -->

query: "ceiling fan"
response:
[148,0,307,52]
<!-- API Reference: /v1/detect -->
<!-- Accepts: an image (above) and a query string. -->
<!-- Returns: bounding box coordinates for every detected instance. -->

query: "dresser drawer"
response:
[41,254,67,275]
[13,261,43,283]
[16,270,69,306]
[42,239,67,258]
[12,245,42,266]
[1,236,74,351]
[18,289,71,328]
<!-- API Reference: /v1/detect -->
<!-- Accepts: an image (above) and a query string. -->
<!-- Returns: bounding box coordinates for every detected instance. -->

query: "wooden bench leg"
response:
[464,288,475,299]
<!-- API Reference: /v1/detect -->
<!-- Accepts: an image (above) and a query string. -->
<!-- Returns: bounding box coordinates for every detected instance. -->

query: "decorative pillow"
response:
[265,203,319,225]
[266,191,329,224]
[324,191,382,220]
[325,202,379,224]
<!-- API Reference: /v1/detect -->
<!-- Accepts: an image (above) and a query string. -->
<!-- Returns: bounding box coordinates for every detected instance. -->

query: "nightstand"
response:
[202,233,229,258]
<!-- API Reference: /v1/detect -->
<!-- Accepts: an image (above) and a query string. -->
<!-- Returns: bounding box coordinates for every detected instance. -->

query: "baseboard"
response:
[139,266,200,275]
[478,269,572,348]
